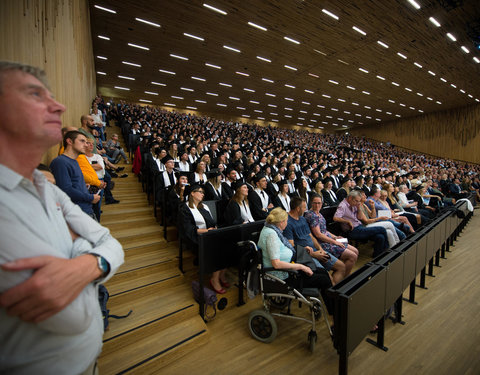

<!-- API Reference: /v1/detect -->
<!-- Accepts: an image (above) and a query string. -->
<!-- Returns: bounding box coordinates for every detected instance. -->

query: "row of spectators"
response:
[108,100,478,292]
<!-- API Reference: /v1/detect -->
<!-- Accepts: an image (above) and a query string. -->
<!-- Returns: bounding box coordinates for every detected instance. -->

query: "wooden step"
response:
[106,261,181,296]
[120,244,179,273]
[118,232,167,250]
[99,314,208,375]
[101,206,153,221]
[103,283,196,341]
[103,200,149,212]
[104,217,156,232]
[101,212,155,226]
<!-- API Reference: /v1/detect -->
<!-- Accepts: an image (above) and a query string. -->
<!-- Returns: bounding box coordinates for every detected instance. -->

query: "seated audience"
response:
[322,179,339,207]
[204,169,223,201]
[274,180,291,211]
[304,194,359,277]
[224,181,255,225]
[248,174,274,220]
[105,134,128,164]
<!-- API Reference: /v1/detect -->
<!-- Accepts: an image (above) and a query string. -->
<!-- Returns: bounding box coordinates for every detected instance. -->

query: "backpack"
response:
[98,284,133,330]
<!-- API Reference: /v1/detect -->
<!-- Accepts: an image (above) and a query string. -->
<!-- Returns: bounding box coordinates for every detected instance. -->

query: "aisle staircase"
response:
[96,137,209,374]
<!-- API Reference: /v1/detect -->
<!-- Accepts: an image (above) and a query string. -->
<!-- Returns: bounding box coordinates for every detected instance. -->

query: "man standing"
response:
[50,130,101,219]
[0,61,124,374]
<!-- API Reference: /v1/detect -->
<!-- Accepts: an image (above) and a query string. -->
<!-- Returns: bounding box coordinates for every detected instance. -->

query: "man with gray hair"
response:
[0,61,124,374]
[333,190,389,257]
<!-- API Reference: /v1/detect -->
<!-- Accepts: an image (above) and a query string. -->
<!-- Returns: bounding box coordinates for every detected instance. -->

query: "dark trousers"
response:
[349,225,388,257]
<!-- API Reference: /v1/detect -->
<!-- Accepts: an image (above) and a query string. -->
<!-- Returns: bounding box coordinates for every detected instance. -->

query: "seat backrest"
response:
[203,200,217,223]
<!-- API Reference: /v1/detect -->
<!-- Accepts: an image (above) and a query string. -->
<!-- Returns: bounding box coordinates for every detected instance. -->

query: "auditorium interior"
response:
[1,0,480,374]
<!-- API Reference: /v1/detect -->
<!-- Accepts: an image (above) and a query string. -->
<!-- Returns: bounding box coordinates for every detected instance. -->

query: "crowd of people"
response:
[109,100,478,294]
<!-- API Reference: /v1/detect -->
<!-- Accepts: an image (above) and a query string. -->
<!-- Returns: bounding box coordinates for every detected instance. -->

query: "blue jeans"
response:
[349,225,388,257]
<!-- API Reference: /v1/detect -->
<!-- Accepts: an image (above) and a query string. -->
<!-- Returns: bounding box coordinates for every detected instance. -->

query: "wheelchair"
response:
[239,240,333,353]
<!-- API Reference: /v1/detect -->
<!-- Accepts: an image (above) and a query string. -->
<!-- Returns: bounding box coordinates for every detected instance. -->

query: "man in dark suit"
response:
[248,174,273,220]
[221,167,237,200]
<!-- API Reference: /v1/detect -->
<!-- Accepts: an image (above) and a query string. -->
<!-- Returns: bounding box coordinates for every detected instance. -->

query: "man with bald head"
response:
[0,61,123,374]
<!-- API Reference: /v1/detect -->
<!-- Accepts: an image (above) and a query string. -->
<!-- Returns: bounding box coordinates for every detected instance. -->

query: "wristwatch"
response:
[92,253,110,279]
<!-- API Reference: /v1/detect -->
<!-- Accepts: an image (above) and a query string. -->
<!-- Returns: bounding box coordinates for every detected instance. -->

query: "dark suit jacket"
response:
[248,189,270,220]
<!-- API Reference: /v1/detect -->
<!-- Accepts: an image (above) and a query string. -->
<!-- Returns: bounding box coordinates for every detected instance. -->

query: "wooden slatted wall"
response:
[0,0,96,164]
[349,104,480,164]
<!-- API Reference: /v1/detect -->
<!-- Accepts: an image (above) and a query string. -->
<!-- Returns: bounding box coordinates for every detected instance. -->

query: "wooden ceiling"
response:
[89,0,480,132]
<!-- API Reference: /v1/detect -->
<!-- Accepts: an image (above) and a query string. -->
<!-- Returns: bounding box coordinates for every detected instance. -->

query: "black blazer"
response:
[179,202,216,245]
[248,189,270,220]
[322,189,339,207]
[224,200,245,226]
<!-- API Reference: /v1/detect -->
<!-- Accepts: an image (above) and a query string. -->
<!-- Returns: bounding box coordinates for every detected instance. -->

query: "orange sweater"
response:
[58,146,101,187]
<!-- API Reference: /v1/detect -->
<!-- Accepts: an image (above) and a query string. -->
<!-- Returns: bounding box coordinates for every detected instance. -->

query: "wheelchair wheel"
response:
[268,296,289,310]
[248,310,277,343]
[308,330,317,353]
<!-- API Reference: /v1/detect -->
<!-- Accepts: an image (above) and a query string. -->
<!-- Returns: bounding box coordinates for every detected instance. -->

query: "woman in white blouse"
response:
[179,185,228,294]
[224,181,255,225]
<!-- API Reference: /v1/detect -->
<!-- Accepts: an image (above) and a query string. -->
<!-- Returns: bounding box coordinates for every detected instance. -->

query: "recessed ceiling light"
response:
[98,35,110,40]
[397,52,407,59]
[258,117,265,120]
[365,116,372,119]
[171,96,183,100]
[461,46,470,54]
[285,84,295,89]
[285,115,292,118]
[407,0,421,9]
[144,91,158,95]
[223,45,241,53]
[217,103,227,107]
[300,110,308,113]
[322,9,339,20]
[236,71,249,77]
[135,17,161,27]
[118,75,135,80]
[418,109,424,113]
[250,100,260,104]
[186,106,197,110]
[219,82,232,87]
[248,21,267,31]
[436,101,442,104]
[254,109,263,113]
[317,104,325,108]
[352,102,359,106]
[405,87,412,91]
[151,81,166,86]
[322,94,331,98]
[338,98,346,102]
[284,65,297,71]
[440,77,447,82]
[322,121,328,124]
[311,119,317,122]
[409,106,416,110]
[326,115,333,119]
[344,110,350,114]
[229,96,240,100]
[262,78,274,83]
[159,69,175,75]
[414,62,423,68]
[309,73,319,78]
[265,93,276,97]
[377,41,389,48]
[386,111,392,115]
[284,36,300,44]
[191,76,205,81]
[268,104,277,107]
[180,87,194,92]
[364,105,371,109]
[392,82,400,86]
[298,117,305,120]
[242,114,250,118]
[203,3,227,15]
[362,91,370,95]
[170,53,188,61]
[376,75,385,80]
[94,5,116,13]
[256,56,271,63]
[183,32,204,41]
[355,113,362,117]
[304,89,314,94]
[473,57,480,63]
[284,97,294,101]
[206,92,218,96]
[128,42,149,50]
[205,63,221,69]
[396,114,401,117]
[271,119,279,122]
[446,33,457,42]
[388,99,395,103]
[243,88,255,92]
[427,97,433,100]
[236,106,246,110]
[468,94,473,98]
[376,109,382,112]
[96,56,107,60]
[429,17,441,27]
[352,26,366,35]
[114,86,130,90]
[270,112,278,115]
[428,70,436,76]
[399,103,406,107]
[195,99,207,103]
[331,108,339,111]
[302,101,310,105]
[122,61,141,67]
[417,92,423,96]
[329,80,339,85]
[347,85,355,90]
[450,83,457,88]
[96,71,106,75]
[139,99,152,103]
[285,107,293,111]
[359,68,369,73]
[459,89,466,94]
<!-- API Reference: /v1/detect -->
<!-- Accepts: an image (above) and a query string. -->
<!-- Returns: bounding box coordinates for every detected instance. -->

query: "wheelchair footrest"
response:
[301,288,320,297]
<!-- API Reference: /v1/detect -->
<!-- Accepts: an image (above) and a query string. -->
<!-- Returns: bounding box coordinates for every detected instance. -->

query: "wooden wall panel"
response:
[0,0,96,164]
[349,104,480,164]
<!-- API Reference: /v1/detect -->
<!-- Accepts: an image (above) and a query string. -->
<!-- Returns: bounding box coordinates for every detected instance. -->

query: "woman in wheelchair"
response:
[179,184,228,294]
[257,207,333,303]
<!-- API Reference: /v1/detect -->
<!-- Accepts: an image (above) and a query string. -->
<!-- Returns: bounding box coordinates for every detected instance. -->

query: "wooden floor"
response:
[99,128,480,375]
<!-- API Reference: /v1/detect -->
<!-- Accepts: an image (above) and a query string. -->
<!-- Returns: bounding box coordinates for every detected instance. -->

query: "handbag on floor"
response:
[191,280,217,320]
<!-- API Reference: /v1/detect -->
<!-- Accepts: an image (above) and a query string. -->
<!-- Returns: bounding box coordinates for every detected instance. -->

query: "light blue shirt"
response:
[258,226,293,280]
[0,165,124,375]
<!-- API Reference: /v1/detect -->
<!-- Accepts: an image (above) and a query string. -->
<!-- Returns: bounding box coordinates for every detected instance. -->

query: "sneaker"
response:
[120,173,128,178]
[116,167,125,172]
